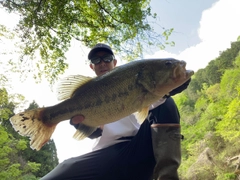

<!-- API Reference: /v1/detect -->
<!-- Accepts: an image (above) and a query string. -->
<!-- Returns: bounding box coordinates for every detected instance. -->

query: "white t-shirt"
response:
[92,98,166,151]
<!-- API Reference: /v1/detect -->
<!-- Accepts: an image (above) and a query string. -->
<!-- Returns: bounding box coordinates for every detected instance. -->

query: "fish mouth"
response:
[173,60,194,79]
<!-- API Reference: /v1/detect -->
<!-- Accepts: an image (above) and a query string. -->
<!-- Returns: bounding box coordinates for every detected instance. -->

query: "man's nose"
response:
[98,59,106,66]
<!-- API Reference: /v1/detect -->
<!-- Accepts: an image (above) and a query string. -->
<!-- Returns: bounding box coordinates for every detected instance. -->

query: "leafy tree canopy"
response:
[1,0,173,84]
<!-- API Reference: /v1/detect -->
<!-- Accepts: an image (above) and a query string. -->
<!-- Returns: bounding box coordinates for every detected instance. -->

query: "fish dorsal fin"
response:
[57,75,92,101]
[134,106,149,124]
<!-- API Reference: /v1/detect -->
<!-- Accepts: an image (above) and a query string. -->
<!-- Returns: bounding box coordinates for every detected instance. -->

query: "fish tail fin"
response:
[10,108,57,151]
[73,124,97,140]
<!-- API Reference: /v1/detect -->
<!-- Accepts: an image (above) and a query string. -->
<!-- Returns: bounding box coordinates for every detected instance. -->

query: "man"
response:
[41,43,190,180]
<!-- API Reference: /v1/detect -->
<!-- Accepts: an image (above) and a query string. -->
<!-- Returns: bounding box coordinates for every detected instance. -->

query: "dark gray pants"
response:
[41,120,155,180]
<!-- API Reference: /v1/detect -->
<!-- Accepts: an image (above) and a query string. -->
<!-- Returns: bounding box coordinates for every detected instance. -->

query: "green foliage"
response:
[179,38,240,179]
[233,52,240,68]
[0,89,58,179]
[237,36,240,41]
[16,139,28,150]
[219,68,240,99]
[191,41,240,92]
[24,162,41,174]
[223,173,237,180]
[0,88,14,120]
[1,0,173,84]
[20,139,59,177]
[0,89,38,179]
[216,98,240,142]
[0,124,29,180]
[0,24,14,39]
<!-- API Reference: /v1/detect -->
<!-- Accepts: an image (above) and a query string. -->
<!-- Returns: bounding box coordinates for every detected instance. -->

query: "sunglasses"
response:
[90,54,114,64]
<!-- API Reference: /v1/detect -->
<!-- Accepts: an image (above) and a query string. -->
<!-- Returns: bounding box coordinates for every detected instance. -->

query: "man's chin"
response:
[99,70,108,75]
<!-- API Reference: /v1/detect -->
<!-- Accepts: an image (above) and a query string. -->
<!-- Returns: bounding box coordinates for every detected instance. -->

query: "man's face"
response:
[89,51,117,76]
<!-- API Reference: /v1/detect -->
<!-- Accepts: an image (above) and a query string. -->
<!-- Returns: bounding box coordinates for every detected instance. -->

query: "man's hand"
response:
[69,115,103,139]
[70,115,85,129]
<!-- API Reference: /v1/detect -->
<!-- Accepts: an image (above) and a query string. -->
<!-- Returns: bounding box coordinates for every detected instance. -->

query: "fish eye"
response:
[165,61,172,66]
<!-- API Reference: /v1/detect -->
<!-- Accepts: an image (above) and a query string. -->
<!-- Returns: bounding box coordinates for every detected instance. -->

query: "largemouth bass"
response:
[10,58,194,150]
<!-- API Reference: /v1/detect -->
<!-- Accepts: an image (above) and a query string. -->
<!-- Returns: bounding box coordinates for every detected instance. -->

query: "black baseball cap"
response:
[88,43,114,60]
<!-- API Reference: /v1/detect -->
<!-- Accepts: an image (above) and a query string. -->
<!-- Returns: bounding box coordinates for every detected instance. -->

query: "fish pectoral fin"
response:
[10,108,57,151]
[134,107,149,124]
[73,123,97,140]
[57,75,93,101]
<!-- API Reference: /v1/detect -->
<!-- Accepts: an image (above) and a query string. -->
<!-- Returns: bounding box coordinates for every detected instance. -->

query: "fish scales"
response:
[44,64,148,126]
[10,58,194,150]
[67,63,155,126]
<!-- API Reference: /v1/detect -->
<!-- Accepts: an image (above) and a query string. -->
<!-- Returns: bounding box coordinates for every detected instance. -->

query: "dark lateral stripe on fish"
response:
[46,87,134,120]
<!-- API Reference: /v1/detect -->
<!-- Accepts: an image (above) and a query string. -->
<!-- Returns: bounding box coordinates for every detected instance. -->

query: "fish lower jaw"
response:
[187,70,194,77]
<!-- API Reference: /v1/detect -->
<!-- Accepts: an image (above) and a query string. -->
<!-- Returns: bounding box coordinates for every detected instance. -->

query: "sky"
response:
[150,0,219,53]
[1,0,240,163]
